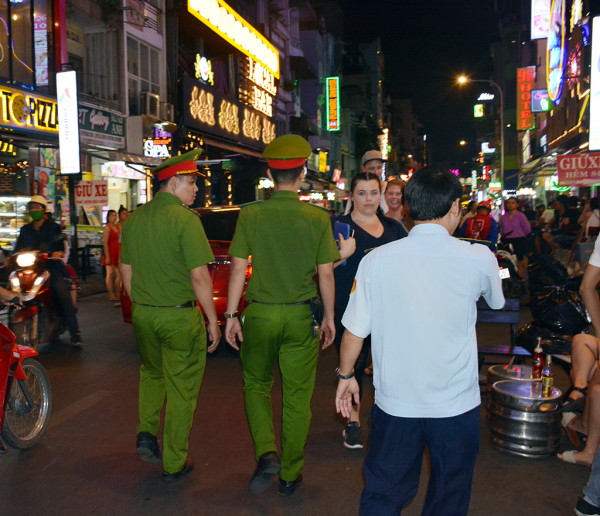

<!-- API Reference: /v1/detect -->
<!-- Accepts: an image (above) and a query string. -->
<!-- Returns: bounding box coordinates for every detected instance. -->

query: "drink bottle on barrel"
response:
[532,337,544,379]
[542,355,553,397]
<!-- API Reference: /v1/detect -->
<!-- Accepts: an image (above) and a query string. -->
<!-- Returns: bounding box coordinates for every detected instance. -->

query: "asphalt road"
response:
[0,291,592,515]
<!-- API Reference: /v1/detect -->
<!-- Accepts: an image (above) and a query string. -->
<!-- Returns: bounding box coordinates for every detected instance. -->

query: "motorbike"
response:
[6,250,80,350]
[0,313,52,448]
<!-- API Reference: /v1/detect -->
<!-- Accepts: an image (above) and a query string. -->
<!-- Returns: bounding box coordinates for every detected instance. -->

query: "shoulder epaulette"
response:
[240,200,264,208]
[306,202,331,213]
[181,205,201,217]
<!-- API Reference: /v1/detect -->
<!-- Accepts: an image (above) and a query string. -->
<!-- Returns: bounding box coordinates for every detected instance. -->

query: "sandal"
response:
[558,450,592,467]
[563,412,586,447]
[563,386,587,413]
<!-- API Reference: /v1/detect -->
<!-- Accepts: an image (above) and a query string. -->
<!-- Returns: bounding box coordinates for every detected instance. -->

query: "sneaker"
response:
[343,422,363,449]
[70,332,83,348]
[576,498,600,516]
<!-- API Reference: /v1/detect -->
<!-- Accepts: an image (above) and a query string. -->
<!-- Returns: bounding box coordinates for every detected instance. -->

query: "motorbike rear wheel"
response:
[1,358,52,449]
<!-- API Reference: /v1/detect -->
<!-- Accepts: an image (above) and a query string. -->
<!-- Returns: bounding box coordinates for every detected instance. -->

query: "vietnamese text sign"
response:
[557,153,600,186]
[56,71,80,174]
[75,180,108,206]
[517,66,535,130]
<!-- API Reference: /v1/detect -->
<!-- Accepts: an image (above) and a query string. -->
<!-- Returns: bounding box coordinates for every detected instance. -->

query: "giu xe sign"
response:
[0,85,58,135]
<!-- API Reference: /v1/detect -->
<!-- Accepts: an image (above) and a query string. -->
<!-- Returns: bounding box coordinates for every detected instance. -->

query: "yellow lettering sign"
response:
[218,99,240,135]
[242,108,261,141]
[189,86,216,126]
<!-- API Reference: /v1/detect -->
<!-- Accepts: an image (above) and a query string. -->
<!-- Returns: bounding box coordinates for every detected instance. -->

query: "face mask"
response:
[29,210,45,221]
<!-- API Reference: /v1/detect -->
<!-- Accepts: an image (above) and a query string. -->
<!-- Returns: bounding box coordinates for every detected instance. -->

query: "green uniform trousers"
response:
[240,303,319,481]
[132,304,207,474]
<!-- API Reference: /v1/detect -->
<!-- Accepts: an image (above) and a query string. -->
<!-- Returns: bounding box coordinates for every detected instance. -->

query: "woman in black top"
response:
[332,172,408,449]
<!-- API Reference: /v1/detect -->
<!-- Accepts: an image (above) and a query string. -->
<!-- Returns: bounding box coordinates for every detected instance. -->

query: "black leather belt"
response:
[135,301,196,308]
[248,300,311,306]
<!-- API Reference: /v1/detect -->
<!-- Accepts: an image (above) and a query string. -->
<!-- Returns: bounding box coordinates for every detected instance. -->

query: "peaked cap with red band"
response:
[152,148,203,182]
[263,134,312,170]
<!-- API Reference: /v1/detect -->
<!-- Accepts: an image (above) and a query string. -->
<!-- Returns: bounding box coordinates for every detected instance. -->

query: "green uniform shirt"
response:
[121,192,214,306]
[229,190,340,304]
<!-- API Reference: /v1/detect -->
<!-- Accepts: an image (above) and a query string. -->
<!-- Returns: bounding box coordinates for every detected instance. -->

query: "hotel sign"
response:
[326,77,340,131]
[188,0,279,78]
[183,76,275,149]
[517,66,535,131]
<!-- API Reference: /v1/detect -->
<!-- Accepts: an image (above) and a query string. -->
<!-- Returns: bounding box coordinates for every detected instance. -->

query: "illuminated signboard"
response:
[183,76,275,148]
[547,0,567,107]
[566,40,582,90]
[194,55,214,85]
[571,0,582,32]
[143,137,172,159]
[326,77,340,131]
[474,104,484,117]
[478,93,494,101]
[239,57,276,118]
[0,85,58,135]
[531,89,552,112]
[590,17,600,150]
[319,151,327,173]
[482,142,494,154]
[187,0,279,79]
[56,71,80,174]
[332,168,341,183]
[531,0,551,39]
[517,66,535,130]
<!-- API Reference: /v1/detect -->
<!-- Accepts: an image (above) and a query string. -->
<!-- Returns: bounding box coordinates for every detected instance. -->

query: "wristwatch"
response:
[224,311,239,319]
[335,367,355,380]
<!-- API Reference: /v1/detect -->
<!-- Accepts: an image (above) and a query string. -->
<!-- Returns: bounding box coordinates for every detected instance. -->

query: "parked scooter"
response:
[516,285,590,357]
[0,309,52,448]
[7,250,80,350]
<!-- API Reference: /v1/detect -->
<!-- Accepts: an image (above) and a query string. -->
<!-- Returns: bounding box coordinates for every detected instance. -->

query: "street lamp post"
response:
[458,77,504,192]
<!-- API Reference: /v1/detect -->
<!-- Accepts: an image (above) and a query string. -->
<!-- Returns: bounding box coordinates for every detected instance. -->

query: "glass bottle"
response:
[542,355,553,397]
[532,337,544,379]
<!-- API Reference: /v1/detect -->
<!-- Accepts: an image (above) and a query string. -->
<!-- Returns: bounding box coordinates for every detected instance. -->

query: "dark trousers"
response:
[361,404,480,516]
[48,265,79,338]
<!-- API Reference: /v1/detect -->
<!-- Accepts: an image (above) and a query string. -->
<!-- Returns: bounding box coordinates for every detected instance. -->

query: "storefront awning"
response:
[107,151,162,167]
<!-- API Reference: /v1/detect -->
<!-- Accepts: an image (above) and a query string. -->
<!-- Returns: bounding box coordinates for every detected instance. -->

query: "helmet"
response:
[477,200,492,210]
[29,195,48,211]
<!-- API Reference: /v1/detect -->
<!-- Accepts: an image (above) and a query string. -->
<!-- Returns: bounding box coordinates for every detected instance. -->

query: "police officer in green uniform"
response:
[225,134,341,497]
[119,148,221,481]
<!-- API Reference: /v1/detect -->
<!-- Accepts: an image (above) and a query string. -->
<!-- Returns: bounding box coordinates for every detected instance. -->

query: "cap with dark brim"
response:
[153,148,203,182]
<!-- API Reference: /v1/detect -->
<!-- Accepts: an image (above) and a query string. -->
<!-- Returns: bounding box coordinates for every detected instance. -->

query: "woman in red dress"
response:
[102,210,121,305]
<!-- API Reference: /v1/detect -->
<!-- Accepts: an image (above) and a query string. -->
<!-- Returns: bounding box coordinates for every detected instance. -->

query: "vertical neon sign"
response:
[517,67,535,130]
[546,0,567,106]
[326,77,340,131]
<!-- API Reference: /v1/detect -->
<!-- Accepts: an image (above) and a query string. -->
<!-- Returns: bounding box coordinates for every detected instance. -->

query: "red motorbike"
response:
[7,250,80,350]
[0,314,52,448]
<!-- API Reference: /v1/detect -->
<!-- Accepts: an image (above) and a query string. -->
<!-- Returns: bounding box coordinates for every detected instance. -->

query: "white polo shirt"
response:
[342,223,505,418]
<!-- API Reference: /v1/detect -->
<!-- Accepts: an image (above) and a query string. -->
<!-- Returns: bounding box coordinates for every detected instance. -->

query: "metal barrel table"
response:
[488,380,562,459]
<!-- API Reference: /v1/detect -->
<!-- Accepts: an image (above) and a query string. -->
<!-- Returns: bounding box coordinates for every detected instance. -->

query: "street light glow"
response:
[460,140,466,145]
[458,76,468,83]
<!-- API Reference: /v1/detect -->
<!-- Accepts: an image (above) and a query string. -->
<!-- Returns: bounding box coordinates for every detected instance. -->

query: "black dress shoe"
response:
[0,439,7,454]
[163,458,194,481]
[278,474,302,497]
[136,432,162,464]
[248,451,282,494]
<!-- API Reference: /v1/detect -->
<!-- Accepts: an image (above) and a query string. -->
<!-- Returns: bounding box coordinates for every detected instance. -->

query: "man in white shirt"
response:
[335,167,505,516]
[344,150,388,214]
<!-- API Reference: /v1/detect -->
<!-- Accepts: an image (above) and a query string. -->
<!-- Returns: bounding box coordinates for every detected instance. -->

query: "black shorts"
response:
[506,236,528,260]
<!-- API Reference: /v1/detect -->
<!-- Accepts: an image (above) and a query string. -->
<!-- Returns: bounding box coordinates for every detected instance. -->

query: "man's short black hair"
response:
[404,167,463,221]
[269,165,305,185]
[467,200,477,210]
[568,196,579,208]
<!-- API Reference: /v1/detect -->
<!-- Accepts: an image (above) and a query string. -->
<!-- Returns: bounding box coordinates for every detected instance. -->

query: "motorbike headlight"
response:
[16,252,36,267]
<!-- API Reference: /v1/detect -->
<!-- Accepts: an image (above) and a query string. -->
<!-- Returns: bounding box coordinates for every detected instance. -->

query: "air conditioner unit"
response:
[162,103,175,122]
[140,92,160,118]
